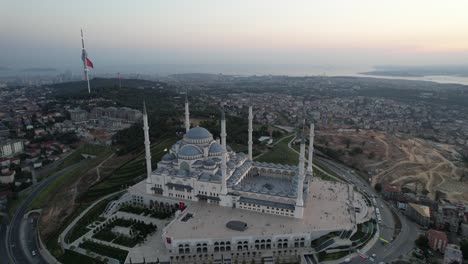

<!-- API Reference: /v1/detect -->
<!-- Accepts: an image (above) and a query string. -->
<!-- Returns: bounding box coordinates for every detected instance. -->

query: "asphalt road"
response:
[5,163,80,264]
[316,157,421,263]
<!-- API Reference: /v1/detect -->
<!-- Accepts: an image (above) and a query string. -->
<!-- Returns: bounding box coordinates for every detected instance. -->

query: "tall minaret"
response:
[220,109,228,194]
[307,122,315,174]
[296,132,306,207]
[143,102,152,182]
[185,90,190,133]
[221,106,227,150]
[248,103,253,161]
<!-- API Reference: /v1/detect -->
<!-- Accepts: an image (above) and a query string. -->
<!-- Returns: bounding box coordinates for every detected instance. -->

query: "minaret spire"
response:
[307,121,315,175]
[221,104,227,150]
[185,89,190,133]
[296,127,306,207]
[248,98,253,161]
[220,107,228,194]
[143,101,152,186]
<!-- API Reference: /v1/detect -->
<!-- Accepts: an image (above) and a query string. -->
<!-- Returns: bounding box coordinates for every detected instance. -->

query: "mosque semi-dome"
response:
[162,153,176,162]
[208,142,223,156]
[178,145,203,159]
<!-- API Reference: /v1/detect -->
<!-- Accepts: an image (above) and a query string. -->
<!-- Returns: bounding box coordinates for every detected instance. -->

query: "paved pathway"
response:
[59,190,124,249]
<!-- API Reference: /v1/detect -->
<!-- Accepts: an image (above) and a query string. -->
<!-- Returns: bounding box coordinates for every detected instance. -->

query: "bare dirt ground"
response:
[316,130,468,203]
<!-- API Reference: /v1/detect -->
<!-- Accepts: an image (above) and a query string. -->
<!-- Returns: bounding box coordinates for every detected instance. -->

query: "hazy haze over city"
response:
[2,0,468,75]
[2,2,468,264]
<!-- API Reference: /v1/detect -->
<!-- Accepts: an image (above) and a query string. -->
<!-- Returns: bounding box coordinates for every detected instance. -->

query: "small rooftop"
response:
[427,229,447,241]
[409,203,431,218]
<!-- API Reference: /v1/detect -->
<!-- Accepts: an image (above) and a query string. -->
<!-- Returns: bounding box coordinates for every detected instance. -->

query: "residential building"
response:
[405,203,431,227]
[382,185,401,200]
[0,139,24,158]
[0,170,15,184]
[427,229,448,252]
[443,244,463,264]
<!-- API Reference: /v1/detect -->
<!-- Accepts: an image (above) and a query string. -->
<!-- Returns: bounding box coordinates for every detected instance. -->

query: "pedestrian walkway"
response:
[60,190,124,249]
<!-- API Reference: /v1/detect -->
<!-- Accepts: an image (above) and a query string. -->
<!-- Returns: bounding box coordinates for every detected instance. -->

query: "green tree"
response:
[415,235,429,250]
[460,239,468,260]
[374,183,382,193]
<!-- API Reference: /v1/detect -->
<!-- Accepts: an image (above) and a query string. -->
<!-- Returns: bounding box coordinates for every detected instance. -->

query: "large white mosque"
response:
[116,95,373,264]
[143,95,315,219]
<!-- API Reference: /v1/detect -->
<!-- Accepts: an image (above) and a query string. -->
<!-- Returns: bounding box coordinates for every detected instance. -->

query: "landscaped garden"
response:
[66,194,121,244]
[119,203,177,219]
[92,218,157,248]
[311,231,341,248]
[350,219,377,247]
[57,249,106,264]
[79,240,129,264]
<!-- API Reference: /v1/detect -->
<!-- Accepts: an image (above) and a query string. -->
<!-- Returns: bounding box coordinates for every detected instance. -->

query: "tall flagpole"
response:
[81,29,91,93]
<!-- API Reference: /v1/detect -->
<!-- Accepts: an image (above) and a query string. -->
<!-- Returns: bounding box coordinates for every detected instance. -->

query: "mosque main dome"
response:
[184,127,213,144]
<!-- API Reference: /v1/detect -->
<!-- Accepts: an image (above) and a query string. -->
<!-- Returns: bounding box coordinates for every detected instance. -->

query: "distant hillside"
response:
[49,77,170,95]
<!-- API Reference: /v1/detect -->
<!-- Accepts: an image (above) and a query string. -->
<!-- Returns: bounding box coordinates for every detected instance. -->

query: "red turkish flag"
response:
[86,57,94,68]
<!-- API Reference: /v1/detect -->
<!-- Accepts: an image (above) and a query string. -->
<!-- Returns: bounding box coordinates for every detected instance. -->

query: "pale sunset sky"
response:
[1,0,468,73]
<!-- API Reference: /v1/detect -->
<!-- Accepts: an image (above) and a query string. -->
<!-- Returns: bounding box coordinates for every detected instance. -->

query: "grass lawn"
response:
[7,190,29,217]
[229,142,248,153]
[38,144,112,181]
[314,160,339,178]
[30,144,113,210]
[313,168,337,182]
[256,134,298,165]
[80,138,176,203]
[57,249,105,264]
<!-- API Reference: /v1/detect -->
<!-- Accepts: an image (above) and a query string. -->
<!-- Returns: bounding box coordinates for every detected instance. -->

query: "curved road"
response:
[6,163,81,264]
[315,157,420,263]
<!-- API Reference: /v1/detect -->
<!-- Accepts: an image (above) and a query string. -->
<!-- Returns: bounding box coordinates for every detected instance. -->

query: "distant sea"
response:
[354,73,468,86]
[3,64,468,86]
[98,64,468,85]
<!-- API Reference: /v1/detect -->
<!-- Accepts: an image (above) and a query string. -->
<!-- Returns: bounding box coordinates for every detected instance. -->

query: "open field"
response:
[38,139,176,259]
[256,134,298,165]
[30,144,113,210]
[316,130,468,202]
[80,138,176,203]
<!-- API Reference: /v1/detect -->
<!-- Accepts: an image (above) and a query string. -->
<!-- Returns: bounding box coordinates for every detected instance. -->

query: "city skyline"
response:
[2,0,468,74]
